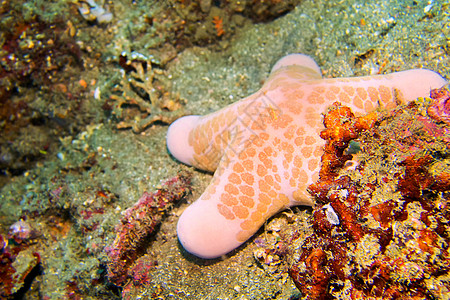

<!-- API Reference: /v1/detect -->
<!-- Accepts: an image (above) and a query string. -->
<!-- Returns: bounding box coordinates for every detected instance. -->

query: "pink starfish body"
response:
[167,54,447,259]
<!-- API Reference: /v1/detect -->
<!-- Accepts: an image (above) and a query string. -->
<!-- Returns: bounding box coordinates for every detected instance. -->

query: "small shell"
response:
[9,220,32,242]
[323,203,340,225]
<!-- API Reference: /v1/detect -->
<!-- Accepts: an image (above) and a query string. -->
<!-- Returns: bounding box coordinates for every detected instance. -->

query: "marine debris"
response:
[289,89,450,299]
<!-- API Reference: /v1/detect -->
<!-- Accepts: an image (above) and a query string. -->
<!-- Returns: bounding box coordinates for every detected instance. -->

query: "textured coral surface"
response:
[289,90,450,299]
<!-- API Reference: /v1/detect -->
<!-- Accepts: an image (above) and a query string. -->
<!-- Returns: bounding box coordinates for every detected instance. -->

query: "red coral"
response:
[317,102,378,179]
[105,173,191,286]
[303,249,329,299]
[0,224,41,298]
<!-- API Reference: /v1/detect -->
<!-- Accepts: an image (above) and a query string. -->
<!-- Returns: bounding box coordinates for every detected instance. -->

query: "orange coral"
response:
[318,102,378,179]
[304,249,329,300]
[290,98,450,299]
[212,16,225,37]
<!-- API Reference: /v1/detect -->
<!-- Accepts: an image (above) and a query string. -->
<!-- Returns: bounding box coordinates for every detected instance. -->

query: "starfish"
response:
[167,54,446,259]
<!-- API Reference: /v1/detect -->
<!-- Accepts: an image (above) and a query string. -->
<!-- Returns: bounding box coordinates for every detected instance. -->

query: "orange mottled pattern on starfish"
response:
[188,108,238,172]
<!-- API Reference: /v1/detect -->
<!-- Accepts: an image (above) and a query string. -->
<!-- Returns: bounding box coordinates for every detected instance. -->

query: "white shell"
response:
[323,203,340,225]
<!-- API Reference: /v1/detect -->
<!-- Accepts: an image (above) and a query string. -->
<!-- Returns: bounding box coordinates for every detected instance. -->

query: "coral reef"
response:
[0,0,448,298]
[106,173,191,287]
[107,52,184,133]
[0,0,92,178]
[289,89,450,299]
[0,220,41,298]
[136,0,300,47]
[428,85,450,126]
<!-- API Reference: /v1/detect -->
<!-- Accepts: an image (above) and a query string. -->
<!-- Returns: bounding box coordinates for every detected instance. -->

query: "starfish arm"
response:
[166,115,201,167]
[176,160,248,259]
[177,112,320,258]
[326,69,448,114]
[166,95,255,172]
[270,53,322,79]
[265,68,448,122]
[177,142,298,259]
[384,69,447,101]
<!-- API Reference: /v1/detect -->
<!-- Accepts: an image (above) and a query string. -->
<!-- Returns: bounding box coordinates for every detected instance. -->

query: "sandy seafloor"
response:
[1,0,449,299]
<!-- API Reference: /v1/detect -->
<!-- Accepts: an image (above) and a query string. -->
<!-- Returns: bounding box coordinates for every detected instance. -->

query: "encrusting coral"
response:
[289,87,450,299]
[108,53,184,133]
[0,220,41,298]
[105,173,191,287]
[427,85,450,126]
